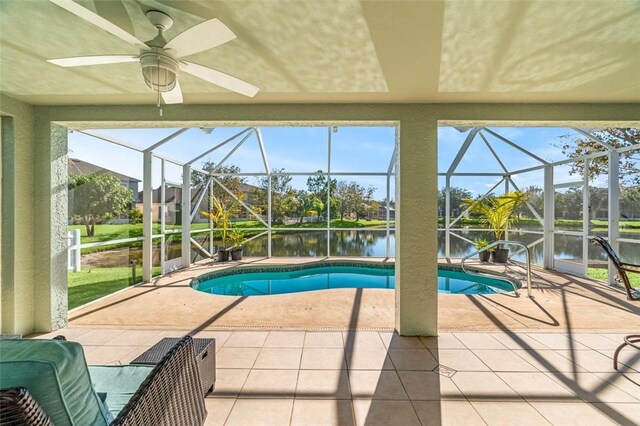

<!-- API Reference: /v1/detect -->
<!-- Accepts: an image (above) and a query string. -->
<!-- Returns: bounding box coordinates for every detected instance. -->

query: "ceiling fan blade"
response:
[47,55,138,67]
[165,19,236,58]
[162,81,184,104]
[181,61,259,97]
[49,0,147,49]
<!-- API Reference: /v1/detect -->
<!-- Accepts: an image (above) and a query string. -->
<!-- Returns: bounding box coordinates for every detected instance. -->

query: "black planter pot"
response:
[491,247,509,263]
[230,248,243,261]
[478,251,491,262]
[217,249,229,262]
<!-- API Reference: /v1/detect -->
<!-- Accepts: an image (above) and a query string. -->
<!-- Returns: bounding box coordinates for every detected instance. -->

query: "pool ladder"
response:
[460,240,533,298]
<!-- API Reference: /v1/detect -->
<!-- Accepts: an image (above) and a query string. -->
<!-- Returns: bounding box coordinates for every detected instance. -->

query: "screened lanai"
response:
[68,124,397,287]
[438,126,640,285]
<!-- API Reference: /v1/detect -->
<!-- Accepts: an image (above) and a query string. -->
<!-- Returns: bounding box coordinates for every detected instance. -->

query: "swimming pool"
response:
[191,263,517,296]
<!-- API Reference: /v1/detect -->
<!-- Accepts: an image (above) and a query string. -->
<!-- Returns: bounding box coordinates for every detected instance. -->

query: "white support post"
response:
[160,159,166,275]
[445,175,451,259]
[208,179,213,255]
[182,165,192,268]
[582,161,590,277]
[543,165,554,269]
[142,152,153,282]
[267,175,272,258]
[327,127,332,257]
[386,175,391,258]
[504,176,509,241]
[608,150,620,285]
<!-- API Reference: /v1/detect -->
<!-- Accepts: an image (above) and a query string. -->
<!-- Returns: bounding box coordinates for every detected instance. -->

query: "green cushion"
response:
[0,339,111,426]
[88,365,155,419]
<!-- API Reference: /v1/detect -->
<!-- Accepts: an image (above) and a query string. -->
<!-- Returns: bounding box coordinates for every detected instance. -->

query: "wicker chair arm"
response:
[621,263,640,273]
[0,387,53,426]
[113,336,207,426]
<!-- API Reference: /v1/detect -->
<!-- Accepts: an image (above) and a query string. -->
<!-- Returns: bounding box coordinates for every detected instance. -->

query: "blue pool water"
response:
[192,265,516,296]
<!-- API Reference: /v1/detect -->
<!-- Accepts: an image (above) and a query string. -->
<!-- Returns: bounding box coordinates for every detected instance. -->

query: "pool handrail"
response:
[460,240,533,298]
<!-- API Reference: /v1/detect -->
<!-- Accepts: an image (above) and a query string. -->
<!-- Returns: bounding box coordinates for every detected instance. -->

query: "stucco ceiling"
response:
[1,0,639,105]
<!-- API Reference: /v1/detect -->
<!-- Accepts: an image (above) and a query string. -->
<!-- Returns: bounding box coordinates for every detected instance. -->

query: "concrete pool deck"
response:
[68,257,640,333]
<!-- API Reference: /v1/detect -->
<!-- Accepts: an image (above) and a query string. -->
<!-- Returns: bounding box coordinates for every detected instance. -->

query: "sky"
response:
[69,125,632,201]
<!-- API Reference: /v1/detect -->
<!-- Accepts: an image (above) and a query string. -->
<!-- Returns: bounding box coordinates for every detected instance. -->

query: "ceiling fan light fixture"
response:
[140,51,179,92]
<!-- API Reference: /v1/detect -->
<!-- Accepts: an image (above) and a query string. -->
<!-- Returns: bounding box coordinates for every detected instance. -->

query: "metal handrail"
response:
[460,240,533,298]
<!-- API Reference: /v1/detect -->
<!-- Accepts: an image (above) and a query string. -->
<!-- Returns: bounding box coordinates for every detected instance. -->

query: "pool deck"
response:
[68,257,639,333]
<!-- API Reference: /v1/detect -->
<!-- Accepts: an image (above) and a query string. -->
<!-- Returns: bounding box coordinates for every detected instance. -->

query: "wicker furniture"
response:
[590,236,640,370]
[0,336,207,425]
[131,337,215,396]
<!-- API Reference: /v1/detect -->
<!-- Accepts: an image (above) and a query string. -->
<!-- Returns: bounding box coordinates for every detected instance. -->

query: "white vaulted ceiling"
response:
[1,0,639,105]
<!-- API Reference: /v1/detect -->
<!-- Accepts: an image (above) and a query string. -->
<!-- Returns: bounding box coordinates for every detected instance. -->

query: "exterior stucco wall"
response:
[3,100,639,335]
[1,95,36,334]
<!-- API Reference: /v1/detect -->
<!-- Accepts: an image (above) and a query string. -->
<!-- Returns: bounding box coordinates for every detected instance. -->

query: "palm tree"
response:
[463,191,530,241]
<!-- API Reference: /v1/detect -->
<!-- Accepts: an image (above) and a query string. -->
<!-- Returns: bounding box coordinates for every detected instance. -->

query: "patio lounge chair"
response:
[589,236,640,370]
[0,336,207,425]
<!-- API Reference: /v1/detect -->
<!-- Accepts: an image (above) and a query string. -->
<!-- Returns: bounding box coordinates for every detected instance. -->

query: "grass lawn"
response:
[68,266,160,310]
[588,268,640,289]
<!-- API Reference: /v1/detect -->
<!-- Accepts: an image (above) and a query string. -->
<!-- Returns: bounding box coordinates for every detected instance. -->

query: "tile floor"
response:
[34,327,640,425]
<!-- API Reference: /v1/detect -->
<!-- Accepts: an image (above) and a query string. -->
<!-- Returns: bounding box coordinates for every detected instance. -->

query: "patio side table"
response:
[131,337,215,395]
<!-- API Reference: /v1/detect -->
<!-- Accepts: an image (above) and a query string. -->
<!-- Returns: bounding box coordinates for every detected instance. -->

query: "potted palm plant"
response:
[228,228,245,261]
[464,191,529,263]
[474,238,491,262]
[201,196,232,262]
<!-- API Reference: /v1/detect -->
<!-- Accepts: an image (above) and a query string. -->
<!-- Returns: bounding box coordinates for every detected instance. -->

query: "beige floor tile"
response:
[224,331,269,348]
[557,349,627,373]
[615,350,640,372]
[489,332,550,350]
[75,329,128,346]
[471,401,551,425]
[454,332,508,349]
[497,372,580,401]
[263,331,305,348]
[429,349,490,371]
[216,347,261,369]
[569,333,625,350]
[530,402,617,426]
[379,332,425,349]
[589,403,640,425]
[473,349,539,372]
[291,400,354,426]
[421,333,466,349]
[512,349,586,372]
[203,398,235,426]
[451,371,522,401]
[103,329,164,346]
[387,348,439,371]
[32,327,90,341]
[240,369,299,398]
[543,372,639,403]
[83,345,141,365]
[413,401,485,426]
[254,348,302,369]
[343,331,385,349]
[225,399,294,426]
[118,346,150,364]
[527,333,589,350]
[209,369,250,398]
[296,370,351,399]
[190,330,232,349]
[397,371,464,400]
[345,347,394,370]
[593,372,640,400]
[304,332,344,348]
[349,370,409,400]
[300,348,346,370]
[352,400,420,426]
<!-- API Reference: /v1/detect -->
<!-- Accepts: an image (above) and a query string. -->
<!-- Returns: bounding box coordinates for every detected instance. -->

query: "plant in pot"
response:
[474,238,491,262]
[228,228,245,261]
[200,196,232,262]
[463,191,529,263]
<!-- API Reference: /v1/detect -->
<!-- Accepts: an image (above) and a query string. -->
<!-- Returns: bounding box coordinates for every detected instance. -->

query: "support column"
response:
[543,165,554,269]
[142,152,153,282]
[182,165,192,268]
[396,115,437,336]
[444,175,450,259]
[582,162,590,277]
[608,150,620,285]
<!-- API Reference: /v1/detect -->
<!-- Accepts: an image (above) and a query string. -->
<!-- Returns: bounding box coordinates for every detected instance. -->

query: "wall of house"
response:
[2,99,638,336]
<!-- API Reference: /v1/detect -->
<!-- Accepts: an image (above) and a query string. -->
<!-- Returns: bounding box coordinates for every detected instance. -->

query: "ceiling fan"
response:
[47,0,259,105]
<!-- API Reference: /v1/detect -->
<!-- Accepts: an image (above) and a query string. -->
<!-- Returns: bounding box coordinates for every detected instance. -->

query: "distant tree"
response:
[253,168,293,223]
[69,173,133,237]
[192,161,246,209]
[558,128,640,186]
[283,190,325,224]
[306,172,337,219]
[333,180,375,221]
[437,187,473,217]
[513,186,543,219]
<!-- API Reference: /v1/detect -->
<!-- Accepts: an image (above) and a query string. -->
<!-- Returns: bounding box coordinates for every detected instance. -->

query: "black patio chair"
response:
[589,236,640,370]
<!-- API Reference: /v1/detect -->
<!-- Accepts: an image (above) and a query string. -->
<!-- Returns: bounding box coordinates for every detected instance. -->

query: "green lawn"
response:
[588,268,640,288]
[68,266,160,310]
